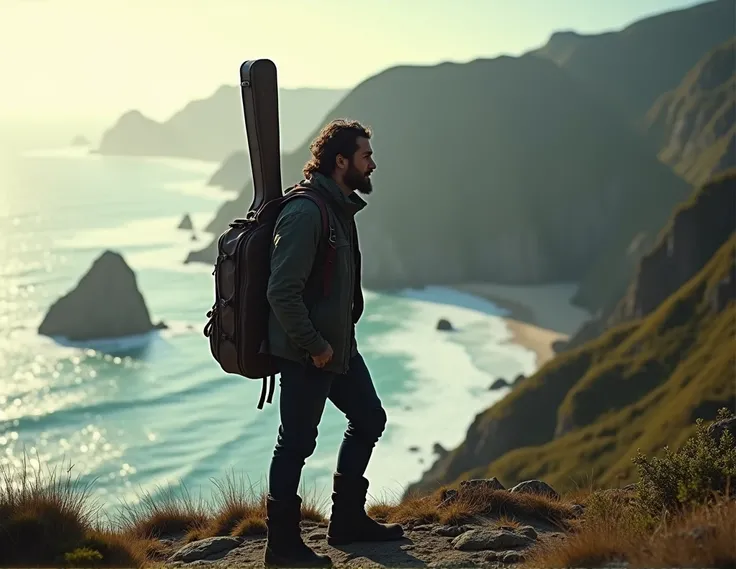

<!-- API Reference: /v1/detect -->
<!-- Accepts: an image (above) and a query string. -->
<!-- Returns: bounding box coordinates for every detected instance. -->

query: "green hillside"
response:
[467,235,735,491]
[406,170,735,496]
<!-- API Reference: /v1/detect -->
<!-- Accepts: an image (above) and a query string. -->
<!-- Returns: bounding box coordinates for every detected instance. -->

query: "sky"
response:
[0,0,708,122]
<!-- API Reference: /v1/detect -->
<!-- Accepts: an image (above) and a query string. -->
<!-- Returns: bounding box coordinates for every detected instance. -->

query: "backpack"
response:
[203,187,336,409]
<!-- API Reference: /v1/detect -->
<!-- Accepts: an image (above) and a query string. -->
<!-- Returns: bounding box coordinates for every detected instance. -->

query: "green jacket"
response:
[266,173,366,374]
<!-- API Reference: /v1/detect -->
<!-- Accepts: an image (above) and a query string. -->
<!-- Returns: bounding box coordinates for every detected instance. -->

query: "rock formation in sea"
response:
[38,250,166,341]
[178,214,194,230]
[71,135,90,147]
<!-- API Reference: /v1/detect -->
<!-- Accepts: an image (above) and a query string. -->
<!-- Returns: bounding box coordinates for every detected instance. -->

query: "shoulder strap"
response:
[281,187,337,297]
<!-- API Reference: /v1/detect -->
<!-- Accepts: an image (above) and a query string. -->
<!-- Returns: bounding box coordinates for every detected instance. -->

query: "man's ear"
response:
[335,154,347,170]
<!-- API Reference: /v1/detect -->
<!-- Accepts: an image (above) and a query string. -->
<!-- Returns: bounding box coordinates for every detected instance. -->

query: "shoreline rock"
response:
[38,250,165,342]
[178,214,194,231]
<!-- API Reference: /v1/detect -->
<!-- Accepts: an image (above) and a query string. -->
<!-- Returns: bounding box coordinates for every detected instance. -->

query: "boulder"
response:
[178,213,194,230]
[38,250,165,341]
[707,416,736,446]
[432,442,449,458]
[436,318,454,331]
[168,536,242,563]
[452,528,533,551]
[489,378,510,390]
[460,477,506,492]
[433,524,472,537]
[509,480,560,500]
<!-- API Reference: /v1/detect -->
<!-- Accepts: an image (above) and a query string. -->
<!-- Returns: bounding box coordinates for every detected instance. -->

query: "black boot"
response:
[326,473,404,546]
[264,495,332,568]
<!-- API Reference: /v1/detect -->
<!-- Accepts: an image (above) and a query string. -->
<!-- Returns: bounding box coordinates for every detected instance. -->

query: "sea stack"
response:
[38,250,165,341]
[178,213,193,230]
[71,135,90,147]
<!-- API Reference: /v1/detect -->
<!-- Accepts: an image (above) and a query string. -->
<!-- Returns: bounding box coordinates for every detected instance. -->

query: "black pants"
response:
[267,352,387,501]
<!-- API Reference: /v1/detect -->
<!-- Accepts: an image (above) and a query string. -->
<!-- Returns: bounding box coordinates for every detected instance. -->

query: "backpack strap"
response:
[281,187,336,297]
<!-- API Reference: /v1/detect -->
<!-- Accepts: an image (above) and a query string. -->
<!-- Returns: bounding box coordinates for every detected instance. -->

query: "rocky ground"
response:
[162,518,565,568]
[156,479,578,569]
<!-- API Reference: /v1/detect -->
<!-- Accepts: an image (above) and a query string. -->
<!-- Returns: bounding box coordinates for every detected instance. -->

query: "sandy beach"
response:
[452,282,591,368]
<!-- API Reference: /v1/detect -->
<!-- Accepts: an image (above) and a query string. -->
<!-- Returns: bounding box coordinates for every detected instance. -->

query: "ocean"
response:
[0,147,537,515]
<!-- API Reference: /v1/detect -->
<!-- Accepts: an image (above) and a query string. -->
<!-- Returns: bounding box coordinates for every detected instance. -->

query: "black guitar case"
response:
[239,59,283,211]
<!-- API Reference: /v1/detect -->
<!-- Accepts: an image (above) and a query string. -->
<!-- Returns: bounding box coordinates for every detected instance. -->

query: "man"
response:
[263,119,404,567]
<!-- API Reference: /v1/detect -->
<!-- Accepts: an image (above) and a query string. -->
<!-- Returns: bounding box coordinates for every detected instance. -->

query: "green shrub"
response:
[64,547,103,568]
[633,407,736,515]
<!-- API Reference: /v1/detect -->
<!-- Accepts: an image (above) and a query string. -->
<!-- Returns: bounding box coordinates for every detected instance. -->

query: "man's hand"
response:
[312,344,334,368]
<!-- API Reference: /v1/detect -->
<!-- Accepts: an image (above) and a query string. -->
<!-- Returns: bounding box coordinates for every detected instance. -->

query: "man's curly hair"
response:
[303,119,372,178]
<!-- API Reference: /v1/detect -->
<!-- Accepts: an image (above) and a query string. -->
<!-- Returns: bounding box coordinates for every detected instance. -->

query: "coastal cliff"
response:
[187,53,689,296]
[533,0,734,123]
[187,1,731,316]
[97,86,346,162]
[563,38,736,349]
[405,170,735,496]
[646,37,735,186]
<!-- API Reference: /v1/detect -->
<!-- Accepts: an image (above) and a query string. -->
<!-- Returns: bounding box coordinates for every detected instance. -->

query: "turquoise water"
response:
[0,148,536,513]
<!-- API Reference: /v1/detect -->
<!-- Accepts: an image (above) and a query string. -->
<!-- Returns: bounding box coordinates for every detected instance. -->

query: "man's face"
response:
[339,137,376,195]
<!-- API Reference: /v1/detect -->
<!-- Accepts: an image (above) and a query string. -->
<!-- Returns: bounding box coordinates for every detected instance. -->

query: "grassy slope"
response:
[406,171,735,497]
[456,234,735,492]
[647,37,735,187]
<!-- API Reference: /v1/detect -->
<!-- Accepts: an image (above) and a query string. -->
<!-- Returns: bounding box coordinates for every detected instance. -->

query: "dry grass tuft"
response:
[79,529,152,567]
[299,483,329,523]
[200,471,266,537]
[525,489,645,568]
[366,499,399,522]
[0,453,148,568]
[369,484,576,528]
[115,483,209,540]
[631,498,736,568]
[233,515,268,537]
[494,515,522,529]
[525,490,736,569]
[183,472,326,540]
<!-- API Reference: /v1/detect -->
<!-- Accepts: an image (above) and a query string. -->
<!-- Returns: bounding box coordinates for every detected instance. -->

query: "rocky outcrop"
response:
[436,318,454,331]
[168,536,242,563]
[178,214,193,230]
[647,37,735,186]
[564,169,736,351]
[707,416,736,445]
[615,169,735,321]
[71,135,90,147]
[489,378,510,390]
[97,86,347,162]
[509,480,560,500]
[38,250,165,341]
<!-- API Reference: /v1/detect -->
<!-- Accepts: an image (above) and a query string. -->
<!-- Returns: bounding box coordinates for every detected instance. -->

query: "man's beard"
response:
[344,161,373,195]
